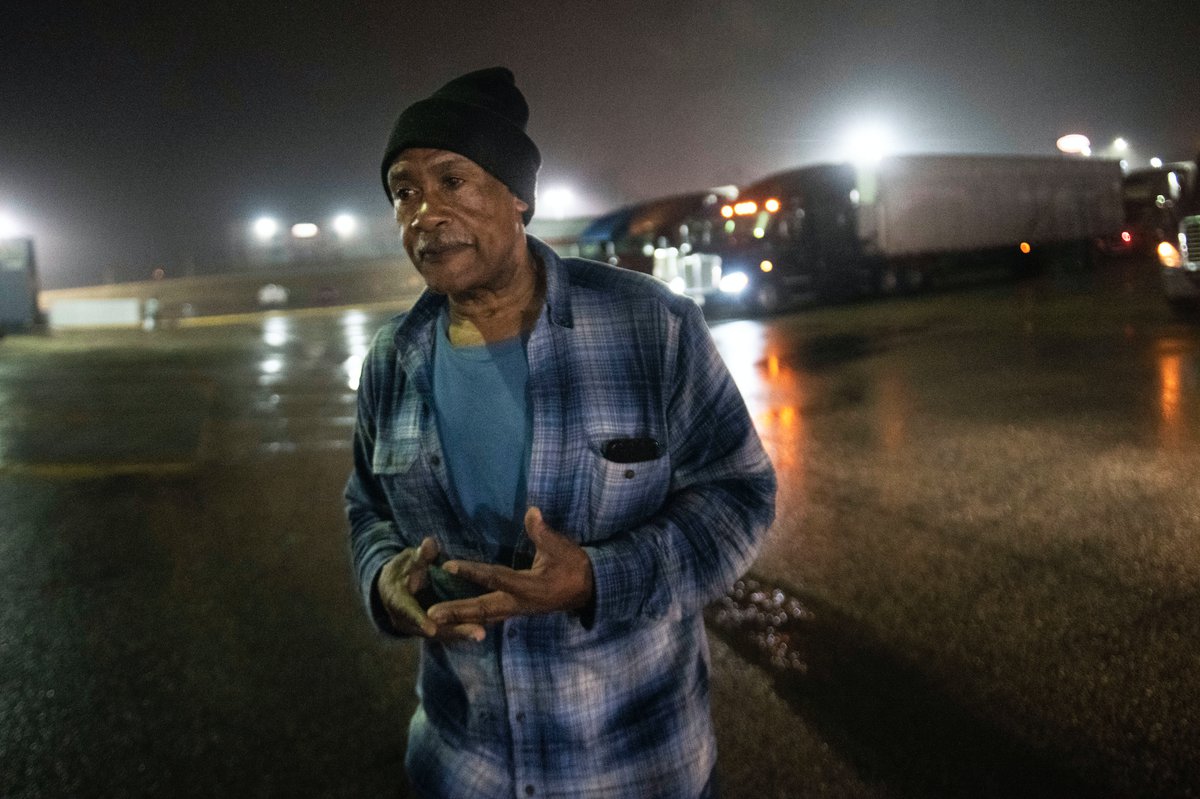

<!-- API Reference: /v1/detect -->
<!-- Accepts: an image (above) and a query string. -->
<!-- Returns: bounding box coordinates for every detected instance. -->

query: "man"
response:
[346,67,776,799]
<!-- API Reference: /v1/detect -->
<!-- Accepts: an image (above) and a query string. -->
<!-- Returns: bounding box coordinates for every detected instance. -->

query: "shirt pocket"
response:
[371,424,422,476]
[587,444,671,539]
[371,386,426,477]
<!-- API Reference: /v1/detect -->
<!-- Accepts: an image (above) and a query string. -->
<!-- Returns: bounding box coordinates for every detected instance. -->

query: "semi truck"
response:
[1156,160,1200,315]
[576,189,735,275]
[0,237,40,335]
[655,154,1125,312]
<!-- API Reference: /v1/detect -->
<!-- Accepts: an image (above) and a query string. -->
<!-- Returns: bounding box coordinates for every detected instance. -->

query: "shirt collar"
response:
[528,234,573,329]
[393,233,572,351]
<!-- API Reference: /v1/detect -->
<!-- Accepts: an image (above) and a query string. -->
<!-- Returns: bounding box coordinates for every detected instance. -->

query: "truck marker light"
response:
[1157,241,1182,268]
[1019,242,1032,254]
[764,198,781,213]
[734,201,758,216]
[760,260,774,273]
[721,205,734,218]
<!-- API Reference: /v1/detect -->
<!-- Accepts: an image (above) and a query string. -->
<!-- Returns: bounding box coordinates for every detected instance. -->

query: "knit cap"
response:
[380,67,541,224]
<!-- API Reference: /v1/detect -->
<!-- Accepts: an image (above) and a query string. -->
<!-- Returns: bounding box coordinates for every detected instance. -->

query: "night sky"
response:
[3,1,1198,288]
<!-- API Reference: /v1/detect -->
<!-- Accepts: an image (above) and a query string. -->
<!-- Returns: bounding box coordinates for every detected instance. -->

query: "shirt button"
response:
[525,786,535,796]
[515,711,526,722]
[624,469,636,479]
[506,626,517,639]
[430,455,440,466]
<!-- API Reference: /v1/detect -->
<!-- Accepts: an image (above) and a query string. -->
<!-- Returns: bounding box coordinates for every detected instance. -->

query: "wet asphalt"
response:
[1,254,1198,798]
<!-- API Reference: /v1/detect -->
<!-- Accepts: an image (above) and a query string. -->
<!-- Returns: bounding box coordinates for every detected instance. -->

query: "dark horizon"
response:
[3,1,1198,289]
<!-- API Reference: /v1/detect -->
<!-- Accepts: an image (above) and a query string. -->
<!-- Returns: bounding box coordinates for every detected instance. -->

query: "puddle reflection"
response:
[262,315,292,347]
[340,310,373,391]
[259,356,284,376]
[344,353,366,391]
[710,320,806,482]
[1155,341,1193,449]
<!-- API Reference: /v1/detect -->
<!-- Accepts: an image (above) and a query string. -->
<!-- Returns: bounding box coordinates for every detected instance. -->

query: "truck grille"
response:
[653,249,721,292]
[1184,216,1200,267]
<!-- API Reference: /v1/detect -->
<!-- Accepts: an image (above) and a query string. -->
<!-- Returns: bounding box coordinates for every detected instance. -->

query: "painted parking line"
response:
[0,460,198,479]
[175,297,420,328]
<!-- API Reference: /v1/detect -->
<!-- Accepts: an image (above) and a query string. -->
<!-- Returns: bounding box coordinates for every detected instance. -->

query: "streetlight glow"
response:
[332,213,358,238]
[253,217,279,242]
[1112,137,1129,152]
[1056,134,1091,156]
[846,123,895,164]
[291,222,319,239]
[540,186,575,220]
[0,212,20,240]
[1150,157,1164,169]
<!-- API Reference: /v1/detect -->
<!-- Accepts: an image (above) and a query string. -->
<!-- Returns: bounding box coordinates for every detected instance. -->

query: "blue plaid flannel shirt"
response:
[346,237,776,799]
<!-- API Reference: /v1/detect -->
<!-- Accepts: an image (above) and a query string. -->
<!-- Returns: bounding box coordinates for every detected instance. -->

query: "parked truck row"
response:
[579,153,1132,313]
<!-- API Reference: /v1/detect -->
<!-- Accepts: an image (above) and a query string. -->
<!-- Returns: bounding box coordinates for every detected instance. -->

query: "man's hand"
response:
[376,538,485,642]
[426,507,595,639]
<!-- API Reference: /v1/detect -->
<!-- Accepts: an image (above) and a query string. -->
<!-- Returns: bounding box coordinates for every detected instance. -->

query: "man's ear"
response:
[513,195,530,219]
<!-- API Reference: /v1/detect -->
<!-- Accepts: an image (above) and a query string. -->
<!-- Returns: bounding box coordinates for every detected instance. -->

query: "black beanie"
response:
[381,67,541,224]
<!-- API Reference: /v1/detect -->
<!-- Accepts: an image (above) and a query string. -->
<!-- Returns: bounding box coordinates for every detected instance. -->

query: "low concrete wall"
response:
[46,298,143,329]
[41,256,423,320]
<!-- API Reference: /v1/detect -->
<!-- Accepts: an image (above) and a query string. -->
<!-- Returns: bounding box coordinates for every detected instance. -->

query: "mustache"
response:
[415,235,473,259]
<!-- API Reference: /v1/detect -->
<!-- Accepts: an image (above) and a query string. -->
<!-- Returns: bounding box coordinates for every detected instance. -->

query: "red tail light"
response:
[1121,231,1132,243]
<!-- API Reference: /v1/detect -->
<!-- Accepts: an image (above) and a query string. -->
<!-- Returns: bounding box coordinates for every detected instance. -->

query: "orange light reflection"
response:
[709,321,807,484]
[1158,350,1182,448]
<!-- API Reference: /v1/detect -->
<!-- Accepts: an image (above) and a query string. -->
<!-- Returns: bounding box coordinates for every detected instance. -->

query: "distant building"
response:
[0,237,40,332]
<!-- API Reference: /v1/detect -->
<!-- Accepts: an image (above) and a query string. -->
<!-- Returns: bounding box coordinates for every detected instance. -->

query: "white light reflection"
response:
[261,356,284,375]
[262,315,291,347]
[344,352,367,391]
[341,310,369,327]
[341,310,372,391]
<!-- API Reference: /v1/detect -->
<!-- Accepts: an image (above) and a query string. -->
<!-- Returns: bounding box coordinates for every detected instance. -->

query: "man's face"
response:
[386,148,530,297]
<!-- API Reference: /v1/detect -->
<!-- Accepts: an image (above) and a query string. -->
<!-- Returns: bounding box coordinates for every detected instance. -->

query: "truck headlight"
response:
[719,272,749,294]
[1158,241,1182,268]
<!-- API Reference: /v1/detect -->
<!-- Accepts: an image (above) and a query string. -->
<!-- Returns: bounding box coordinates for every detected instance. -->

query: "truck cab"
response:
[577,190,735,276]
[1117,163,1196,257]
[660,164,867,313]
[1158,161,1200,315]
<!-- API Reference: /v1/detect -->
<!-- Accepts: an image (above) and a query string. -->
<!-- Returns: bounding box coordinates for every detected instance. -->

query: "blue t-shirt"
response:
[431,309,531,564]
